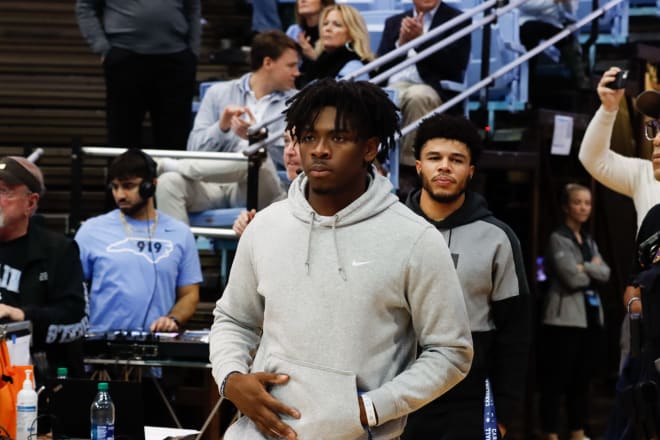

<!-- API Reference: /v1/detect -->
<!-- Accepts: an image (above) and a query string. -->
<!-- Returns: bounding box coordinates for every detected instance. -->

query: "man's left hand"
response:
[150,316,180,332]
[0,304,25,321]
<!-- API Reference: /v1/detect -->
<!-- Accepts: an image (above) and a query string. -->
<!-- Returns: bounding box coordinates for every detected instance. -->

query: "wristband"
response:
[361,394,378,427]
[168,316,181,328]
[220,371,241,399]
[627,296,641,313]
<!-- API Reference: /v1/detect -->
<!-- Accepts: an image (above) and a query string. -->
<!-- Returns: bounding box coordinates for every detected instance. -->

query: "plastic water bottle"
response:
[90,382,115,440]
[16,369,38,440]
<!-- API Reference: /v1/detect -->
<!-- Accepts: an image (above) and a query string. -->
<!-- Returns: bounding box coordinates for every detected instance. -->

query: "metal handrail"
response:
[344,0,498,81]
[233,0,623,150]
[398,0,625,138]
[248,0,499,137]
[189,227,238,239]
[370,0,528,85]
[82,146,248,162]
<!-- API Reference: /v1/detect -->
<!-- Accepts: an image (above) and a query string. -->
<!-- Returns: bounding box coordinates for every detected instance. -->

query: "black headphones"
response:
[130,148,157,200]
[107,149,158,199]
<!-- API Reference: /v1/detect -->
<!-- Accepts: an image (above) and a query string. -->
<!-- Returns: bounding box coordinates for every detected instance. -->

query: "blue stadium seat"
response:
[628,0,660,17]
[575,0,628,45]
[361,9,402,53]
[189,207,245,228]
[460,8,528,127]
[192,81,219,114]
[189,207,245,288]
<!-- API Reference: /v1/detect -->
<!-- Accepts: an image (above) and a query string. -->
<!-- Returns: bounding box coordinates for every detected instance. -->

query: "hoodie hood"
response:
[406,188,492,229]
[287,165,399,279]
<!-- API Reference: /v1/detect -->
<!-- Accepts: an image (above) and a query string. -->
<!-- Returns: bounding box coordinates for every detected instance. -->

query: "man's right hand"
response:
[398,13,424,45]
[224,372,301,440]
[219,105,256,139]
[597,67,625,112]
[232,209,256,237]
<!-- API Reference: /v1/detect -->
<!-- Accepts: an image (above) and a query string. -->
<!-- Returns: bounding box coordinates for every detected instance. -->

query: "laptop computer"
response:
[47,378,145,440]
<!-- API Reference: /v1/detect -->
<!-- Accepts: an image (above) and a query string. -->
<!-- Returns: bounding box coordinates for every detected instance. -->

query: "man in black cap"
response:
[638,88,660,120]
[0,156,87,378]
[620,86,660,315]
[602,86,660,438]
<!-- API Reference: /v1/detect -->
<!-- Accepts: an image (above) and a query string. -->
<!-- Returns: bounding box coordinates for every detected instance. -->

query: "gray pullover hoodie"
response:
[210,168,473,439]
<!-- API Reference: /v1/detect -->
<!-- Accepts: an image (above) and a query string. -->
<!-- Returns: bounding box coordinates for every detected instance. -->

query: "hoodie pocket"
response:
[265,352,366,440]
[223,416,268,440]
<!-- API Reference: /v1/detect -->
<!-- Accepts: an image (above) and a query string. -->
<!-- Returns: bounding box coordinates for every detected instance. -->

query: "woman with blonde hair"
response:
[538,183,610,440]
[297,4,373,87]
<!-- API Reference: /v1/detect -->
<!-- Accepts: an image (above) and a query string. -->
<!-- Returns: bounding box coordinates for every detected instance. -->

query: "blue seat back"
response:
[189,207,246,228]
[576,0,628,44]
[466,8,528,112]
[361,9,401,53]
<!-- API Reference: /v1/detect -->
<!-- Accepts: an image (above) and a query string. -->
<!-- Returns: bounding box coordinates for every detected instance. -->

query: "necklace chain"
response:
[119,211,158,237]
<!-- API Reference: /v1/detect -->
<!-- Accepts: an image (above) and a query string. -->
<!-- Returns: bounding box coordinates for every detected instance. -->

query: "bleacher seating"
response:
[435,7,529,126]
[0,0,250,153]
[629,0,660,16]
[466,9,529,116]
[576,0,629,45]
[361,9,402,53]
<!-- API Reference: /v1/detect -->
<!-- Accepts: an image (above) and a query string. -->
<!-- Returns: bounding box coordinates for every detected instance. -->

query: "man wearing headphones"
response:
[75,149,202,333]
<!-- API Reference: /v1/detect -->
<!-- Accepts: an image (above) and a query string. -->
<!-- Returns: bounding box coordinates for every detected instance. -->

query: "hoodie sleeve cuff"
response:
[364,387,398,425]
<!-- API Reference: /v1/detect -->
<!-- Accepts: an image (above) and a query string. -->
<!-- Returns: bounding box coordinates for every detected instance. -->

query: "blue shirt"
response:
[75,209,202,333]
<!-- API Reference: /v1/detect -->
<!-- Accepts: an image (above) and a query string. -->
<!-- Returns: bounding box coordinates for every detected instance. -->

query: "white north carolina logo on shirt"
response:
[107,238,174,263]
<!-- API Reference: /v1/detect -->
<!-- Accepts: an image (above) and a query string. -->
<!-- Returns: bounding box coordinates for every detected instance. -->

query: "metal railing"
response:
[81,146,247,162]
[72,146,259,238]
[398,0,625,138]
[245,0,499,150]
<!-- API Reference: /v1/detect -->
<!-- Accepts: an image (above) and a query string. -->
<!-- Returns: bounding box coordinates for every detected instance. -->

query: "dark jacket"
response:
[406,190,531,427]
[0,222,88,375]
[377,3,471,99]
[296,46,364,89]
[543,224,609,328]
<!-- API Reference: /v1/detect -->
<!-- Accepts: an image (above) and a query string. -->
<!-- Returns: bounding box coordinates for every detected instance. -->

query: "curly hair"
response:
[413,114,483,164]
[284,78,400,152]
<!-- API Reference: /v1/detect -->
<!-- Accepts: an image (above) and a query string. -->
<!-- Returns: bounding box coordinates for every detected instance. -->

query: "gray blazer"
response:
[542,228,611,328]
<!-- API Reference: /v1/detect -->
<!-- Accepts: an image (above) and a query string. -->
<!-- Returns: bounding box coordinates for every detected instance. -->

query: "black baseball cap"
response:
[0,156,45,196]
[637,90,660,119]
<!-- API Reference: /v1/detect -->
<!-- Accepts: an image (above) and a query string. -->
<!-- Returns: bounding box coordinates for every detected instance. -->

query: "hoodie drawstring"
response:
[332,216,347,281]
[304,211,315,275]
[303,212,347,281]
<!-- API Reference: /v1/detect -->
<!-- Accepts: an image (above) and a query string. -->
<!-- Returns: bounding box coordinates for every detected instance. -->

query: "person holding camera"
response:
[611,93,660,436]
[538,183,610,440]
[579,69,660,376]
[578,67,660,230]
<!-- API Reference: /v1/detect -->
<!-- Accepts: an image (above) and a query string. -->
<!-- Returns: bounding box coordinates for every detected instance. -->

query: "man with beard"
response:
[403,114,531,439]
[75,149,201,333]
[0,156,87,377]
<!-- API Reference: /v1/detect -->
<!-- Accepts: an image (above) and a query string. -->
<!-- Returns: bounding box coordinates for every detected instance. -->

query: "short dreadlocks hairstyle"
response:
[284,79,400,152]
[413,113,483,165]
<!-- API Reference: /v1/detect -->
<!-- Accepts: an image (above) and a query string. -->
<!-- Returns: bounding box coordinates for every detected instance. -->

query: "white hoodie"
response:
[210,168,473,439]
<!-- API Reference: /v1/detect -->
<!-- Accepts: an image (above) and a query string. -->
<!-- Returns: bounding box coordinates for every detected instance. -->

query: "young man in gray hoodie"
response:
[209,79,473,440]
[403,114,531,439]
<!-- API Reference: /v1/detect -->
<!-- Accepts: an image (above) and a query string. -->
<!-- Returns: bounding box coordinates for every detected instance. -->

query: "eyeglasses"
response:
[645,120,660,141]
[0,187,30,200]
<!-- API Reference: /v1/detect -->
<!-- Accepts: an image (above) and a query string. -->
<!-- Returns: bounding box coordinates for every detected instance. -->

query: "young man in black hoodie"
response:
[402,114,531,439]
